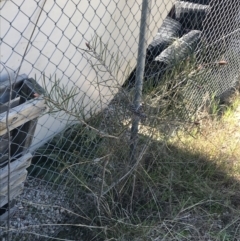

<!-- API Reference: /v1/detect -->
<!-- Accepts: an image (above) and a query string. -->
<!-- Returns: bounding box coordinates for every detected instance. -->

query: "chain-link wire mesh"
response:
[0,0,240,240]
[184,0,240,110]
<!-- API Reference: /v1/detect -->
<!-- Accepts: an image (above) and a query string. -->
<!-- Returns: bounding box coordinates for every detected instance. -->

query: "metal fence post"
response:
[130,0,152,164]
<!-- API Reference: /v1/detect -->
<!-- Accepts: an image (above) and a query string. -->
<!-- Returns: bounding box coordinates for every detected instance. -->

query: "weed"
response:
[28,37,240,240]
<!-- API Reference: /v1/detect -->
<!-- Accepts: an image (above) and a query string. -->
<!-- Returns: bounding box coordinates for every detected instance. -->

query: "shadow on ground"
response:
[50,133,240,241]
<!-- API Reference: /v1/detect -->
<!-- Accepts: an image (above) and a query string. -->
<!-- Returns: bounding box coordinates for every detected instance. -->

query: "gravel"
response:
[0,177,76,241]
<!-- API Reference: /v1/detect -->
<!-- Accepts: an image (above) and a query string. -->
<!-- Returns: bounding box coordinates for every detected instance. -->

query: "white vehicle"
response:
[0,0,175,149]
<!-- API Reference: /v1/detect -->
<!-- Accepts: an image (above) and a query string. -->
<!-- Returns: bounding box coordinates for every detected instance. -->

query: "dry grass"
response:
[27,61,240,240]
[174,90,240,181]
[52,90,240,241]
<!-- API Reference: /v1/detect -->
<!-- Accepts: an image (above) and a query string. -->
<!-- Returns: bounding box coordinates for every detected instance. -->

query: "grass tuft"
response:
[48,88,240,241]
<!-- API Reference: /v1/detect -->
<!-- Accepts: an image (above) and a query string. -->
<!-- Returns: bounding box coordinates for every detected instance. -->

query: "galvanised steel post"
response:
[130,0,152,164]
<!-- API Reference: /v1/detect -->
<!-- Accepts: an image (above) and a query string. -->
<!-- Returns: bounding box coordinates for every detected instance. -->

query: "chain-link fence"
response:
[0,0,240,240]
